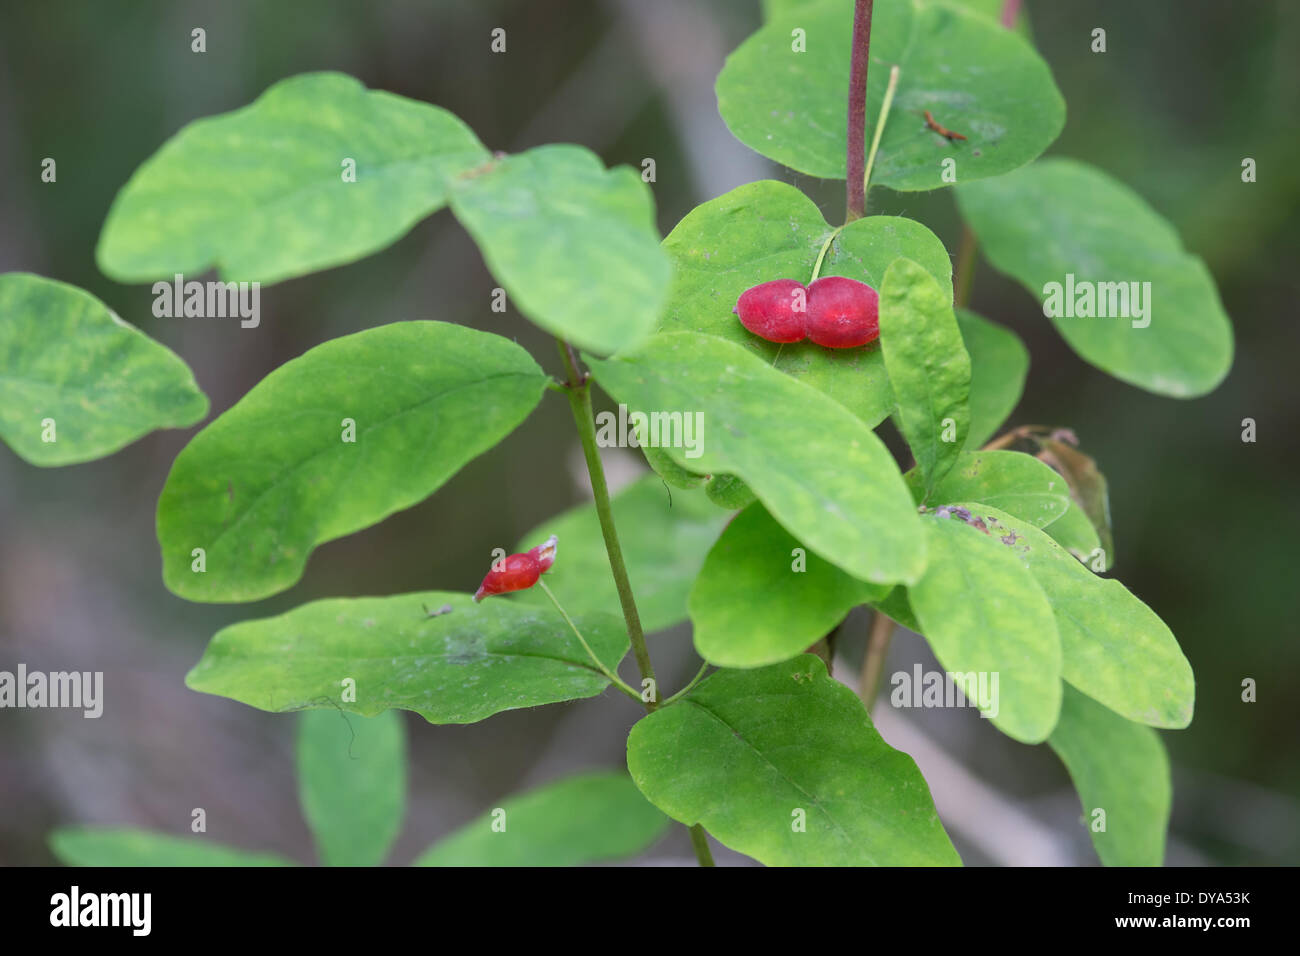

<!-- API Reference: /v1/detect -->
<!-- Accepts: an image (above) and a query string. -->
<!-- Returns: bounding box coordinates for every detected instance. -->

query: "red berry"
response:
[473,535,557,602]
[733,279,807,343]
[805,276,879,348]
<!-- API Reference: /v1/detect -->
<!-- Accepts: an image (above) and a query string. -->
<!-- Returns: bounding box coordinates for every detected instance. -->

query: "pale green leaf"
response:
[717,0,1064,189]
[641,442,707,490]
[450,144,670,355]
[157,321,546,602]
[512,474,729,633]
[957,158,1233,397]
[297,709,406,866]
[98,72,489,284]
[1045,500,1104,567]
[186,591,629,724]
[49,827,293,867]
[906,450,1070,528]
[1049,685,1171,866]
[880,257,971,498]
[587,332,926,586]
[414,771,669,866]
[951,503,1192,728]
[627,656,960,866]
[0,273,207,466]
[871,586,920,633]
[690,502,889,668]
[704,473,757,510]
[957,308,1028,448]
[909,513,1062,743]
[659,179,952,426]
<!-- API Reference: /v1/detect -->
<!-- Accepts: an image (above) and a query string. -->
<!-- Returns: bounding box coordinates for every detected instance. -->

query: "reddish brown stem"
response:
[845,0,874,222]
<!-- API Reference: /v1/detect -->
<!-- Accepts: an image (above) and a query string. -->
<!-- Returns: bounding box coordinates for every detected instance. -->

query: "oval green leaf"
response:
[0,273,207,466]
[587,332,927,586]
[957,158,1233,397]
[450,144,670,355]
[1049,685,1171,866]
[906,450,1070,528]
[414,771,670,866]
[157,321,546,602]
[717,0,1064,190]
[1044,500,1104,567]
[909,513,1062,743]
[659,179,952,426]
[49,827,294,867]
[297,709,406,866]
[185,591,629,724]
[952,503,1193,729]
[511,473,729,633]
[627,656,960,866]
[880,257,971,499]
[690,502,889,668]
[98,73,489,284]
[957,308,1028,448]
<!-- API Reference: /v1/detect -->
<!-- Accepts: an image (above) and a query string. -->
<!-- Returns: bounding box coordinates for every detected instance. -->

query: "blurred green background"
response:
[0,0,1296,865]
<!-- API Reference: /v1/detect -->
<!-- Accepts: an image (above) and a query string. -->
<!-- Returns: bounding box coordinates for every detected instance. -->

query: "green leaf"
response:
[659,180,952,426]
[297,709,406,866]
[414,771,669,866]
[957,309,1028,448]
[1048,685,1171,866]
[906,450,1070,528]
[690,502,888,668]
[450,144,670,355]
[957,158,1233,397]
[587,332,926,586]
[98,72,490,284]
[951,503,1192,728]
[704,473,757,510]
[871,586,920,633]
[880,258,971,498]
[641,442,707,490]
[909,513,1061,743]
[1045,500,1104,567]
[627,656,960,866]
[185,591,629,724]
[0,273,207,466]
[717,0,1064,190]
[157,321,546,602]
[49,827,293,867]
[1036,436,1114,568]
[512,474,729,633]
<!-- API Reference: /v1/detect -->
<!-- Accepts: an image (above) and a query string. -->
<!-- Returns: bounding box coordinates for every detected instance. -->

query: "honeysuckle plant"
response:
[6,0,1232,867]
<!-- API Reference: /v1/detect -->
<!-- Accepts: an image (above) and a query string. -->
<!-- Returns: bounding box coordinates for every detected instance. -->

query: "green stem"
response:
[663,660,710,706]
[537,579,640,702]
[861,63,900,214]
[556,339,718,867]
[556,340,658,708]
[689,824,716,867]
[809,226,845,283]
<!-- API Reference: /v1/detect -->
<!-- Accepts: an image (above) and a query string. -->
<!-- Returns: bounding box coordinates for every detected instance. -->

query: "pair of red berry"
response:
[733,276,880,349]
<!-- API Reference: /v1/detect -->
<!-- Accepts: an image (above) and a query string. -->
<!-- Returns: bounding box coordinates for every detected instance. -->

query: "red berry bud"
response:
[805,276,879,348]
[733,279,807,343]
[473,534,558,602]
